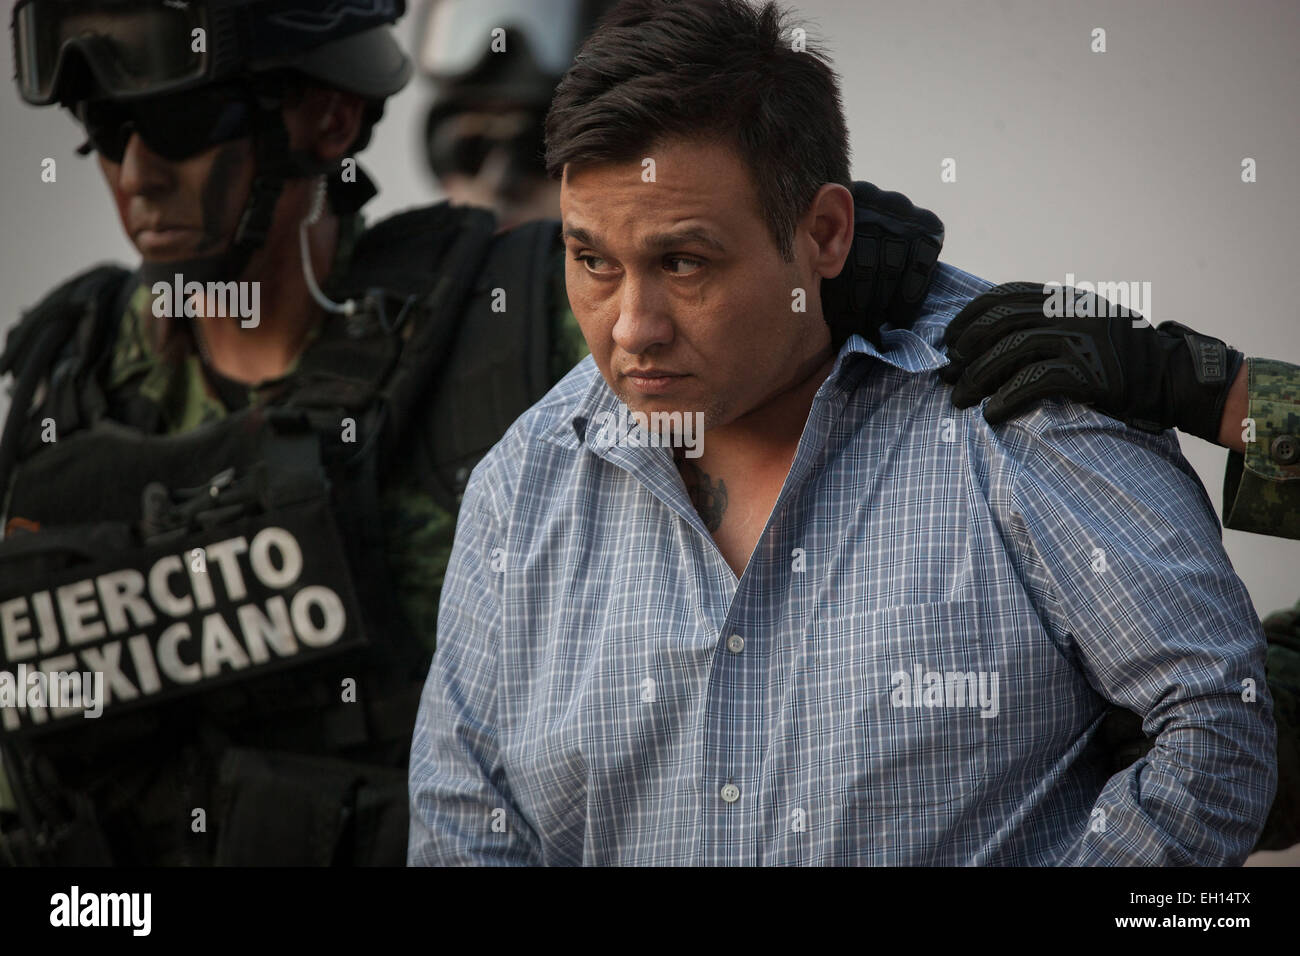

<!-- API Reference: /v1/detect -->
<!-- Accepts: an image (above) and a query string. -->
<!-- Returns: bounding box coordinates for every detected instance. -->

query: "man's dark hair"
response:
[544,0,851,262]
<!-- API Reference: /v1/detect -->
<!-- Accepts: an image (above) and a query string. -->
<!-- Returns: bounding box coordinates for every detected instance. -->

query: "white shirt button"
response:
[726,634,745,654]
[720,783,740,803]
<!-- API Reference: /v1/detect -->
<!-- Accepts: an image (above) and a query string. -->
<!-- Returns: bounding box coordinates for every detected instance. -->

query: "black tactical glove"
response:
[939,281,1244,441]
[820,181,944,351]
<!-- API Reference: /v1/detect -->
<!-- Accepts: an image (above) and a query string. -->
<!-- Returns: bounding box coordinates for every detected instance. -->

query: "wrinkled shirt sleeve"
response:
[1003,407,1277,865]
[407,484,542,866]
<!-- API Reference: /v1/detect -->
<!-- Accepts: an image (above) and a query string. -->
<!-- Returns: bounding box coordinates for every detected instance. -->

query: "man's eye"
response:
[574,253,613,274]
[665,256,704,276]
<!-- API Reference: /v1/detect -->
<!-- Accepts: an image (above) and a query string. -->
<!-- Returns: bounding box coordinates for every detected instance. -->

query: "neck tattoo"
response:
[676,450,728,532]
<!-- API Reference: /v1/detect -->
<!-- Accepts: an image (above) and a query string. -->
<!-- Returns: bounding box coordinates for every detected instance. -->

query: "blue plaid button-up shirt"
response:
[408,262,1276,866]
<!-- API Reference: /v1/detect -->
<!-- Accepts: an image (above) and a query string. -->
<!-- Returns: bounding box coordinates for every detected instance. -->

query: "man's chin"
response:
[613,391,683,417]
[614,391,721,431]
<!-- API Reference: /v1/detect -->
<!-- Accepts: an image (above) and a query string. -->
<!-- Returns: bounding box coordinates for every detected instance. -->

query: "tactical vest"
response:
[0,201,562,864]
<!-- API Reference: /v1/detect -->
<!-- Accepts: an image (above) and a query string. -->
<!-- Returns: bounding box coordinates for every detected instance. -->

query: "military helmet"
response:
[417,0,613,109]
[11,0,412,285]
[13,0,411,106]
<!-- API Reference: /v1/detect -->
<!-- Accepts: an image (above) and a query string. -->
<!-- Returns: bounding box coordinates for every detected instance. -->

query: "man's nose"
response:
[612,273,674,355]
[117,131,174,197]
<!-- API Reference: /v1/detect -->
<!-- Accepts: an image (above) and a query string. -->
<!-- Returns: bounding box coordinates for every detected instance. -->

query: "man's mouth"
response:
[623,368,688,394]
[135,227,199,256]
[624,367,685,379]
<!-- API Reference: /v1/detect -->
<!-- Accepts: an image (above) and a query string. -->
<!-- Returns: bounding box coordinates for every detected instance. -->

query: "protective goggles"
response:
[13,0,407,105]
[426,109,542,178]
[75,84,254,162]
[14,0,211,105]
[418,0,582,80]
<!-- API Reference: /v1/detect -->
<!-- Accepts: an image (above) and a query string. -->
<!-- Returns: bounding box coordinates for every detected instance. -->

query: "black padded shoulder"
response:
[0,264,133,509]
[0,264,131,379]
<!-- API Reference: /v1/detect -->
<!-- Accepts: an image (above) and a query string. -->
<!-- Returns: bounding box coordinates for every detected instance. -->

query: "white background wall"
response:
[1,0,1295,862]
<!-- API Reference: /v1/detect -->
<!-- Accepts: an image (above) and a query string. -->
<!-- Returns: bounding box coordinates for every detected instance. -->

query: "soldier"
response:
[415,0,619,229]
[0,0,588,865]
[940,282,1298,851]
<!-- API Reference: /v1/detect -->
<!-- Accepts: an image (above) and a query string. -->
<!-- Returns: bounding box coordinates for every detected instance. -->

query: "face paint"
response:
[196,142,248,255]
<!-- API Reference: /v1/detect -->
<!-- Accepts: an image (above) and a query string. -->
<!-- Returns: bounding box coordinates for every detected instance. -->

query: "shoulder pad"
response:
[332,202,498,302]
[403,217,561,510]
[1,263,132,379]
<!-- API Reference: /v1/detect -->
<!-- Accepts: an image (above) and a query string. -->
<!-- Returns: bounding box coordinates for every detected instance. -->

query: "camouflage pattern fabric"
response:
[1223,358,1300,540]
[1219,358,1300,847]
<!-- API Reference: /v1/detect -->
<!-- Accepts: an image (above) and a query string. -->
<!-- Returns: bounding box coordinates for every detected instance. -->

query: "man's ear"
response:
[292,88,366,164]
[802,183,855,280]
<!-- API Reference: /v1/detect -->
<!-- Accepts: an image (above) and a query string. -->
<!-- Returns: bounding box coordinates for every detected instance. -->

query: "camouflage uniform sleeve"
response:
[1218,358,1300,849]
[1223,358,1300,539]
[379,469,457,658]
[379,251,586,659]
